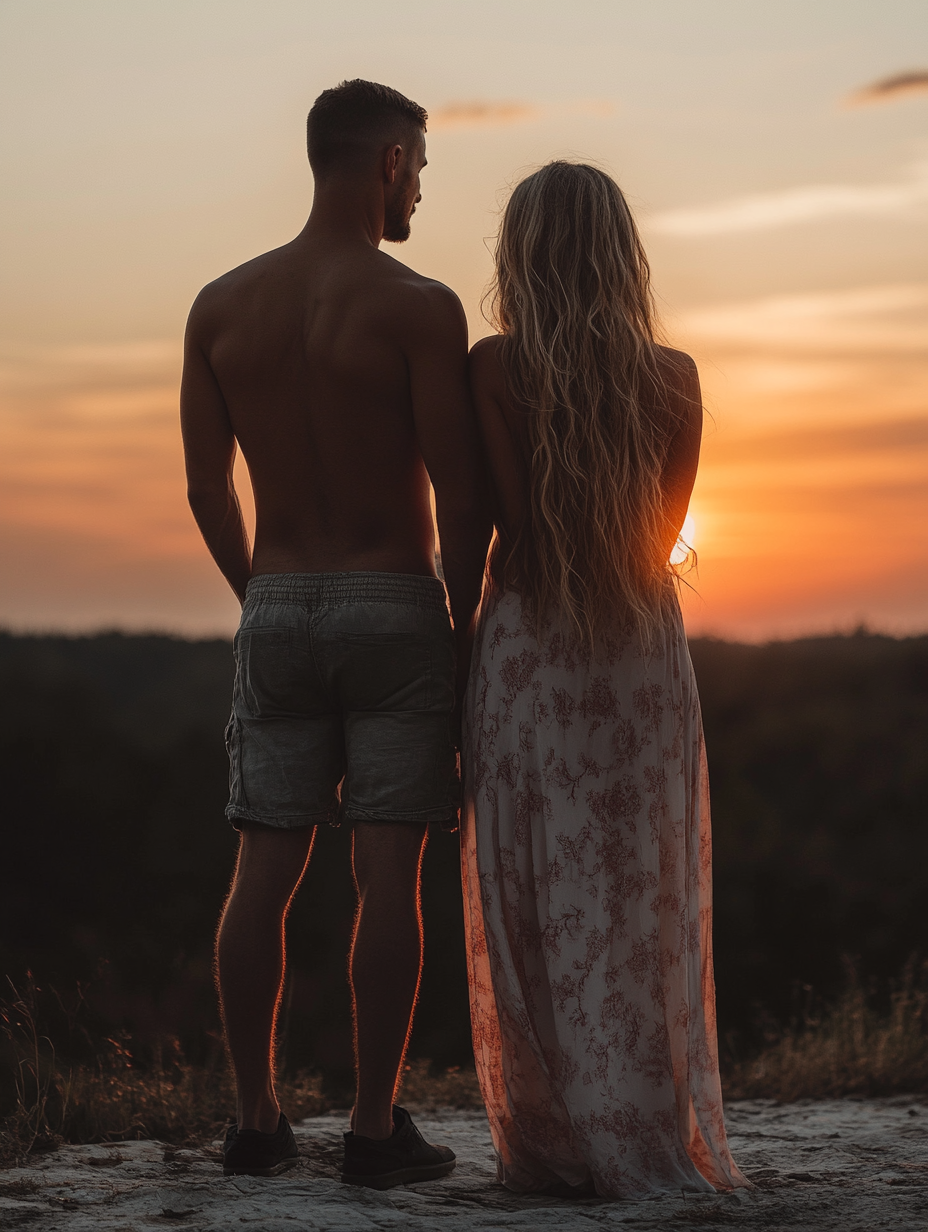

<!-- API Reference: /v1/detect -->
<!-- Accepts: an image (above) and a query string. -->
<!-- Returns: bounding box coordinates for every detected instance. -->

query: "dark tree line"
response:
[690,632,928,1043]
[0,628,925,1077]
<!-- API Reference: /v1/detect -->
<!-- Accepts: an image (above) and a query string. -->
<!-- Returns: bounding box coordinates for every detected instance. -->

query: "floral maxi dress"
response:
[462,589,746,1199]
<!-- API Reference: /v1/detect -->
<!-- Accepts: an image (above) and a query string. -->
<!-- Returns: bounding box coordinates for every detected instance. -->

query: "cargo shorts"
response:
[225,572,461,829]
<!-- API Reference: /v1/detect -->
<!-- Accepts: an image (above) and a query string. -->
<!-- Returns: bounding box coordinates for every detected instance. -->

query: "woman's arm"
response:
[657,348,703,561]
[467,336,529,545]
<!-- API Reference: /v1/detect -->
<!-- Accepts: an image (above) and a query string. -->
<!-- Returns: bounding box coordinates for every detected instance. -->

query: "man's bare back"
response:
[183,239,467,579]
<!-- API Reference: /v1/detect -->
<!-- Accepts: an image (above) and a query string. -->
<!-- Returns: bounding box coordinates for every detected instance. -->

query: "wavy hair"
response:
[487,161,684,648]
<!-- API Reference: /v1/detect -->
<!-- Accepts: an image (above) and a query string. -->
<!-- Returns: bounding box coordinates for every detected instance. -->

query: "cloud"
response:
[649,163,928,236]
[0,339,180,392]
[709,416,928,465]
[427,99,614,131]
[679,284,928,354]
[846,70,928,107]
[0,338,181,427]
[429,102,540,130]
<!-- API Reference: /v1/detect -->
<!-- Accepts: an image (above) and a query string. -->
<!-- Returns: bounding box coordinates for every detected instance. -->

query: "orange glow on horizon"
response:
[1,310,925,639]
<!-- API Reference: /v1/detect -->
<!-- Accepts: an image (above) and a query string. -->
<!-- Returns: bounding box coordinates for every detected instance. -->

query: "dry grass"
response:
[397,1058,484,1111]
[0,1051,328,1160]
[7,961,928,1165]
[0,977,482,1165]
[725,961,928,1102]
[0,977,328,1164]
[0,1050,479,1167]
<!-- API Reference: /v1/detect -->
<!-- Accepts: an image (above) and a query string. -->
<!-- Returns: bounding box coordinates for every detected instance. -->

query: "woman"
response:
[462,162,745,1200]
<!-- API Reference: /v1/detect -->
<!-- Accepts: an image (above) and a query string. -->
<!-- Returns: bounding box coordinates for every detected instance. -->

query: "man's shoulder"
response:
[375,255,466,342]
[378,254,463,309]
[187,246,292,329]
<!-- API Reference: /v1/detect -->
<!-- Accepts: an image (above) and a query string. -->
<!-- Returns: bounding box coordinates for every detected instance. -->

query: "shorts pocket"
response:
[332,632,432,710]
[237,627,311,716]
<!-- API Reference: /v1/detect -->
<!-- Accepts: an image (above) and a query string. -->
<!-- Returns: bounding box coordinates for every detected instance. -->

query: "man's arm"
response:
[405,282,492,714]
[180,299,252,604]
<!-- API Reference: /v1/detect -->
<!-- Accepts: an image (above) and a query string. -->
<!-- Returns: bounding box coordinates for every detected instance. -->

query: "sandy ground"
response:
[2,1098,928,1231]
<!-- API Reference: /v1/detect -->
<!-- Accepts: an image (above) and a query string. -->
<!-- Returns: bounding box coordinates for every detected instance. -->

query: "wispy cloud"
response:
[846,70,928,107]
[708,416,928,466]
[679,284,928,354]
[429,102,540,130]
[0,339,179,391]
[0,339,181,424]
[649,163,928,236]
[428,98,614,131]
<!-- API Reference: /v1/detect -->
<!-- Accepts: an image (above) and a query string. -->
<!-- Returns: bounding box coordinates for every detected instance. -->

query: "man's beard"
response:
[383,196,413,244]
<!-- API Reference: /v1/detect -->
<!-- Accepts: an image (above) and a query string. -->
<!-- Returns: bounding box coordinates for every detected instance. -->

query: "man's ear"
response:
[383,143,403,185]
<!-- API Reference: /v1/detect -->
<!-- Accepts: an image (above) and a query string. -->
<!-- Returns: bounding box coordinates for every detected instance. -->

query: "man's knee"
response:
[231,822,315,905]
[352,821,427,896]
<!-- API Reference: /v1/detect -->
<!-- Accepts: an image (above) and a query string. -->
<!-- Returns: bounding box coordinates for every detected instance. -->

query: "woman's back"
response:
[462,161,746,1200]
[469,334,702,598]
[470,161,701,648]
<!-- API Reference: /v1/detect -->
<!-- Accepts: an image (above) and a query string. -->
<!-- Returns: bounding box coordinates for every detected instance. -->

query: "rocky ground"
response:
[2,1098,928,1231]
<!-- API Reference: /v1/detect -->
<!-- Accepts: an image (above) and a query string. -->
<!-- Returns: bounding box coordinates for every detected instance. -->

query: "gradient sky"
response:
[1,0,926,638]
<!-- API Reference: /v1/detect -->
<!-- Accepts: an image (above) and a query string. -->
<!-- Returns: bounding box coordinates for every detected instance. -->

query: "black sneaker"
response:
[342,1105,456,1189]
[222,1113,299,1176]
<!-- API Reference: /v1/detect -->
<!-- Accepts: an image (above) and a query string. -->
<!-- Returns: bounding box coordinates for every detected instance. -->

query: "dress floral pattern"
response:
[462,588,746,1199]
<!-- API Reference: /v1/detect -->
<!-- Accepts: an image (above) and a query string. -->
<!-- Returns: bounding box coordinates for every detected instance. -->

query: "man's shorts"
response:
[225,572,460,829]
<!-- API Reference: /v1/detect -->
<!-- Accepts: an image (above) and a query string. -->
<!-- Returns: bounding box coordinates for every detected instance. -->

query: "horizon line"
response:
[1,622,925,648]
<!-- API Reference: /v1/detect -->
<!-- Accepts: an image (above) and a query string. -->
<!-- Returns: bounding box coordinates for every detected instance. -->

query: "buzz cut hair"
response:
[307,79,428,177]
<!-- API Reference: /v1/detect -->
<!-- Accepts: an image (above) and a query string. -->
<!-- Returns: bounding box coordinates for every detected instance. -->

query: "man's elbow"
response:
[186,480,232,512]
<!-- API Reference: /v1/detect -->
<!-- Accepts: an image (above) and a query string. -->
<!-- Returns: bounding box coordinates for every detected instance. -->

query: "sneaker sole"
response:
[341,1158,456,1189]
[223,1157,298,1177]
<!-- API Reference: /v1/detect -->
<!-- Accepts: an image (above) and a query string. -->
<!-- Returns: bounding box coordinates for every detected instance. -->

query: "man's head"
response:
[307,79,428,243]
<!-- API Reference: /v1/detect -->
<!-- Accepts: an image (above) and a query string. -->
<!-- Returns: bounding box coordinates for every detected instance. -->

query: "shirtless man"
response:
[180,80,490,1188]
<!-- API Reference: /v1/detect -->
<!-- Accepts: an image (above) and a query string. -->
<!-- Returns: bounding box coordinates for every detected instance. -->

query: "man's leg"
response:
[216,823,315,1132]
[350,821,429,1140]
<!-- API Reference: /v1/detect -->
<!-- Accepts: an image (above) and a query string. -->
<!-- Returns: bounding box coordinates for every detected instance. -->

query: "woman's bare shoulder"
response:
[469,333,507,392]
[653,344,701,428]
[470,332,503,357]
[655,343,698,382]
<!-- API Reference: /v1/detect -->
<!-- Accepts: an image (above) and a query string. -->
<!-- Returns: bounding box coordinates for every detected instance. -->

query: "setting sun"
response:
[671,512,697,567]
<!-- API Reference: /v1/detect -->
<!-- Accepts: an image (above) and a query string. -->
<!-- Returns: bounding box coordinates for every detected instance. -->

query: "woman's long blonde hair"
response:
[487,160,684,648]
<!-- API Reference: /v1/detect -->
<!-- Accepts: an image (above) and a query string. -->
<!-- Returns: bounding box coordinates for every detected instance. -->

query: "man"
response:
[180,79,490,1188]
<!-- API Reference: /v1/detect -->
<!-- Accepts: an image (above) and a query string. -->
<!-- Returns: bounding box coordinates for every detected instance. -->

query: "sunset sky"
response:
[1,0,926,639]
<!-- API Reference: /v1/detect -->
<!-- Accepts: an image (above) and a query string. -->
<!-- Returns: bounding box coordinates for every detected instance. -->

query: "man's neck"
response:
[300,176,384,249]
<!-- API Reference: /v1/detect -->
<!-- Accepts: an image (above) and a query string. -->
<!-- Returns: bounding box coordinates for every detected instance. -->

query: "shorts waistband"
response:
[244,571,448,611]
